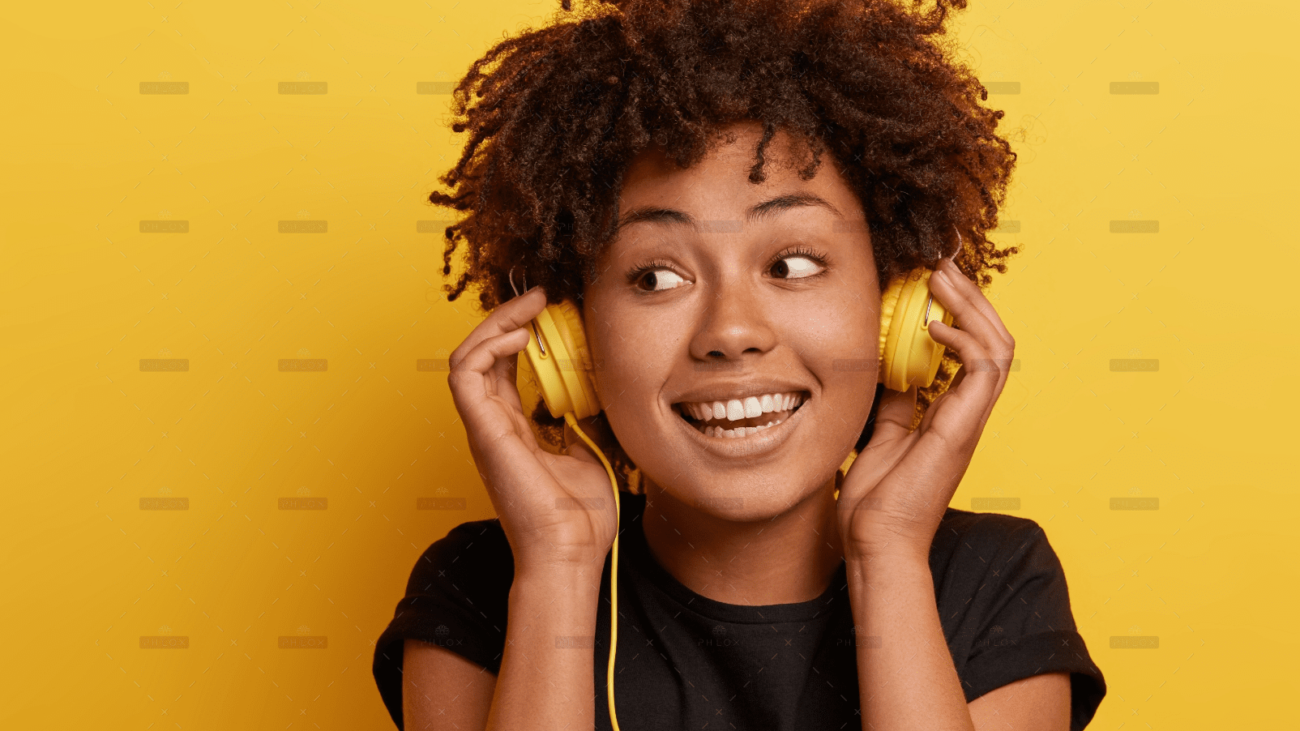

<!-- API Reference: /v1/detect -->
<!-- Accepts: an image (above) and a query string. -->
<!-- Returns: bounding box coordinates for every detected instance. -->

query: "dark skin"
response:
[431,121,1069,730]
[583,123,881,607]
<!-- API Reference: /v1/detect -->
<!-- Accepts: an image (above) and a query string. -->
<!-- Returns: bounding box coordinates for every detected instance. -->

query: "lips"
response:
[675,399,805,436]
[671,391,809,455]
[671,392,809,458]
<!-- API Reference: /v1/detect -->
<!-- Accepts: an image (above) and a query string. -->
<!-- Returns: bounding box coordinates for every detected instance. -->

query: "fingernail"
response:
[933,269,950,286]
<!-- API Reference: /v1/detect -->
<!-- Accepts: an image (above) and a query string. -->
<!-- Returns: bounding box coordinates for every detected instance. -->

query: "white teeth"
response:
[699,417,783,439]
[726,399,745,421]
[678,391,807,440]
[681,391,804,424]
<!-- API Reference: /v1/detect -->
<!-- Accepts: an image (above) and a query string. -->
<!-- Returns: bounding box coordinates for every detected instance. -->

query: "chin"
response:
[648,468,828,524]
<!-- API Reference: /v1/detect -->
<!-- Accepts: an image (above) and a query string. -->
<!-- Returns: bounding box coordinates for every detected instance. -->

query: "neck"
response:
[638,473,845,606]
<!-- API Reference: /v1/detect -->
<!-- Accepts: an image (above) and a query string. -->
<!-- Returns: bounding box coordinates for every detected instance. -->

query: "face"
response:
[583,121,881,521]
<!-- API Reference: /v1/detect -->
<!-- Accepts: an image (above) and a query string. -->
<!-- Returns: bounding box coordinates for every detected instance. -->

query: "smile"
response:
[675,394,806,438]
[670,392,810,458]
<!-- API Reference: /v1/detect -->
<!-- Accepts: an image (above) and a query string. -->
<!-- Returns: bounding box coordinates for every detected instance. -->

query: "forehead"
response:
[616,123,860,225]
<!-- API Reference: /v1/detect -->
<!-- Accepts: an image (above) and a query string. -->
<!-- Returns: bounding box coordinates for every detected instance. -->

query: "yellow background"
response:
[2,0,1294,728]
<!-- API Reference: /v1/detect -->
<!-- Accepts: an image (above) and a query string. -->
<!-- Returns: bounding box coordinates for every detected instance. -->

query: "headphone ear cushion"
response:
[878,276,904,364]
[533,301,601,420]
[878,269,953,391]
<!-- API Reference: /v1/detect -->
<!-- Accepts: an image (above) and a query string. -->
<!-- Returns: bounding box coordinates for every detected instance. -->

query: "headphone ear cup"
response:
[878,269,954,392]
[522,300,602,420]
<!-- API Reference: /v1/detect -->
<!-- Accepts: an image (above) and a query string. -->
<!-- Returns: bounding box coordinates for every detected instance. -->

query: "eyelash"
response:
[625,245,832,291]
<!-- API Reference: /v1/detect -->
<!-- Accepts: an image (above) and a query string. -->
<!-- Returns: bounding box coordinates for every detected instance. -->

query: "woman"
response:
[373,0,1106,729]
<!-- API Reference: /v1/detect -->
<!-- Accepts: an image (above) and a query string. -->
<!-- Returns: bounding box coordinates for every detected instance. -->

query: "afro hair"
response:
[429,0,1020,485]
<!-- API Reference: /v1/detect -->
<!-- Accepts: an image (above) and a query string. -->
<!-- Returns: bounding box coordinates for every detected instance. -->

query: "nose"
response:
[688,272,778,363]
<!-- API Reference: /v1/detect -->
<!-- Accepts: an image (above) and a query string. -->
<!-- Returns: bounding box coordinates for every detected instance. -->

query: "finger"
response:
[915,363,967,433]
[937,259,1015,348]
[499,366,542,453]
[843,387,917,498]
[921,320,1001,436]
[917,379,955,435]
[865,386,917,445]
[486,335,526,415]
[448,327,536,452]
[448,286,548,371]
[927,270,1013,416]
[929,266,1007,367]
[948,363,968,392]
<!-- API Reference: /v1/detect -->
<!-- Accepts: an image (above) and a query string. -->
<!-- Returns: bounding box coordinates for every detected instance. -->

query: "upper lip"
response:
[669,381,812,405]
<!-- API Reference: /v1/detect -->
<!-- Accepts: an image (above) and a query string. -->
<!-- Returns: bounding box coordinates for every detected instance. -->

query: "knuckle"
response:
[446,369,470,390]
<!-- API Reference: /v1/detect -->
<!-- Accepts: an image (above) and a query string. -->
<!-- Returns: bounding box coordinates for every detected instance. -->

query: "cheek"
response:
[593,346,677,472]
[790,302,880,419]
[589,313,668,418]
[789,295,880,361]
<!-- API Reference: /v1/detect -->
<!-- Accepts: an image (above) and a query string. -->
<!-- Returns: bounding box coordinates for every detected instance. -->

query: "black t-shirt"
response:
[373,491,1106,730]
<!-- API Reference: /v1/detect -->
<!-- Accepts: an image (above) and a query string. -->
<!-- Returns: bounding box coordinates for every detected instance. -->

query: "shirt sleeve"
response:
[940,512,1107,731]
[371,519,514,730]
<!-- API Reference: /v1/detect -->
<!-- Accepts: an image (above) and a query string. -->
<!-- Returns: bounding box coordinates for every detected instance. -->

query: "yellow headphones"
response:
[521,265,954,416]
[510,261,954,731]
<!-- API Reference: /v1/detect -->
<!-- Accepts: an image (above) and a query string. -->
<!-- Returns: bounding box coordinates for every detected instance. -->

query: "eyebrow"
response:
[615,192,843,232]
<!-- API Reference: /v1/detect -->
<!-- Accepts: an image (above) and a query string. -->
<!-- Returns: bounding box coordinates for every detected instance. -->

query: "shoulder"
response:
[931,507,1080,638]
[935,506,1052,544]
[930,508,1074,624]
[932,512,1106,723]
[931,507,1061,574]
[372,518,516,726]
[389,517,516,664]
[405,517,515,600]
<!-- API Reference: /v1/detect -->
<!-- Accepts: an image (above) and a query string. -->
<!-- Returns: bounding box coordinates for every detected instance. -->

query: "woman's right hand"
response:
[445,286,620,576]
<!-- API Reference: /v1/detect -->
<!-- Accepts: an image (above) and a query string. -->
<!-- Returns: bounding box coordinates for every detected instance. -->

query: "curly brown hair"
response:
[429,0,1019,485]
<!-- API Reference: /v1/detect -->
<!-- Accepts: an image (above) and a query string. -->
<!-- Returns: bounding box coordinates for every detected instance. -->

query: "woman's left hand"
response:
[837,256,1017,562]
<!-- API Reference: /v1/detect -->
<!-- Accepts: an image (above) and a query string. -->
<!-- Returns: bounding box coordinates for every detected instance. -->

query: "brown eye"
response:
[771,255,824,279]
[636,268,687,292]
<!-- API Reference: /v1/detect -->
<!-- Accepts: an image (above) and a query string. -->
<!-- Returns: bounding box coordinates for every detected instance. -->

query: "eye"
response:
[768,247,828,280]
[631,266,689,292]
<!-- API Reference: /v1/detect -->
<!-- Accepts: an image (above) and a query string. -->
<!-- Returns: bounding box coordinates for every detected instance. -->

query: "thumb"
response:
[868,386,919,444]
